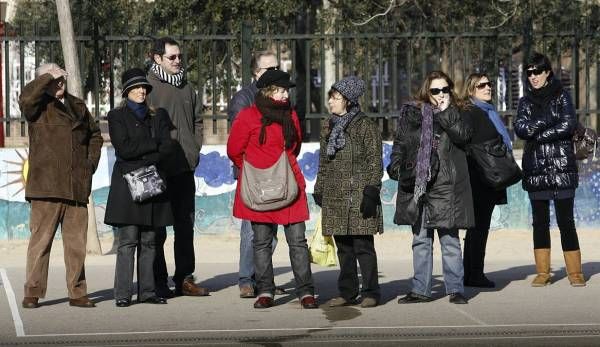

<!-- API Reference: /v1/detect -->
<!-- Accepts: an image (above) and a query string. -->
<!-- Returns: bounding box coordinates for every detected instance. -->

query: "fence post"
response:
[522,0,533,87]
[241,21,252,87]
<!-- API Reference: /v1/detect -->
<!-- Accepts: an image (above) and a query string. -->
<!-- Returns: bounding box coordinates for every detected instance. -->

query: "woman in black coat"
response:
[104,68,175,307]
[513,52,584,287]
[388,71,473,305]
[459,73,511,288]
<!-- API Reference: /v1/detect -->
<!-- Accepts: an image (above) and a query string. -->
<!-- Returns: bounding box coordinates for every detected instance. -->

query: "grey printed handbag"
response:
[240,151,299,211]
[123,165,166,203]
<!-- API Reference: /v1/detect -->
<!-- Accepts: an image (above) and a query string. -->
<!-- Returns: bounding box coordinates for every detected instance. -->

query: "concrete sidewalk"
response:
[1,230,600,346]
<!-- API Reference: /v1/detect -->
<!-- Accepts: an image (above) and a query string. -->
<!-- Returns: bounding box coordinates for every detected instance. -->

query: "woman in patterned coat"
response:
[314,76,383,308]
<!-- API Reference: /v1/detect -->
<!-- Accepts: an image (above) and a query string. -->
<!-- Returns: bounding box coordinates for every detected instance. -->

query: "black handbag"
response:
[468,136,522,190]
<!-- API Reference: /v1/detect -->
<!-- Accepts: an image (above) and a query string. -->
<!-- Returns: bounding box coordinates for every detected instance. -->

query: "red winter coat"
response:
[227,104,309,224]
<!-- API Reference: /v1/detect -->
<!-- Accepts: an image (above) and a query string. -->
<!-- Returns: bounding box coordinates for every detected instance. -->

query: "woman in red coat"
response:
[227,70,317,309]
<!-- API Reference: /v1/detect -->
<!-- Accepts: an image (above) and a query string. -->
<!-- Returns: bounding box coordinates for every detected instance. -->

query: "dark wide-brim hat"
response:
[121,68,153,97]
[256,70,296,89]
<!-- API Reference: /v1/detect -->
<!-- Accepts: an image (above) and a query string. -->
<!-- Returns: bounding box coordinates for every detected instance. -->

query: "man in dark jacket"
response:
[147,37,208,297]
[227,51,285,298]
[19,63,103,309]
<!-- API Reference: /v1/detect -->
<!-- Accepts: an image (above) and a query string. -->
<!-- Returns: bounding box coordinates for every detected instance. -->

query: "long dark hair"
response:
[416,70,465,109]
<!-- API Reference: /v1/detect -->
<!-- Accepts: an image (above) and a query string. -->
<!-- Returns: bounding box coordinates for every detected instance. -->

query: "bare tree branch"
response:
[351,0,408,26]
[483,0,520,29]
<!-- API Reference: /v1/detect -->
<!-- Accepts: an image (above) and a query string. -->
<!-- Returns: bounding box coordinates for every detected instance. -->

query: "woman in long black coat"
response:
[104,68,174,307]
[459,73,510,288]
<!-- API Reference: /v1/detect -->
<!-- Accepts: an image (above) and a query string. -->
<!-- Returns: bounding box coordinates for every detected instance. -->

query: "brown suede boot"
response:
[563,250,586,287]
[531,248,551,287]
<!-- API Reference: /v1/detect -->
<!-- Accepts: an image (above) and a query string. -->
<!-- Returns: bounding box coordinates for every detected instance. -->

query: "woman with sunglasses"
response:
[227,70,318,309]
[388,71,473,304]
[514,52,584,287]
[459,73,512,288]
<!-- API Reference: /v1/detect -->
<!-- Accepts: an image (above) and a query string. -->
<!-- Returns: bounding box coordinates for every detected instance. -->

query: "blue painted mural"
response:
[0,144,598,240]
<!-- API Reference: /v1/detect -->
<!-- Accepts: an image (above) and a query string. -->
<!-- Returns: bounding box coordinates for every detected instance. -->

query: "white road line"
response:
[0,268,25,337]
[23,323,600,337]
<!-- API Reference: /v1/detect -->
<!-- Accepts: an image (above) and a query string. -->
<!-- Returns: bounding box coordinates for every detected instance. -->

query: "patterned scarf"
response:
[150,63,185,87]
[255,93,298,149]
[326,104,361,157]
[401,102,436,204]
[471,98,513,150]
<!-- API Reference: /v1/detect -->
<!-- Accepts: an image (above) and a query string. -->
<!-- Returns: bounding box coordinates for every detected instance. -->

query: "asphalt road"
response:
[3,256,600,346]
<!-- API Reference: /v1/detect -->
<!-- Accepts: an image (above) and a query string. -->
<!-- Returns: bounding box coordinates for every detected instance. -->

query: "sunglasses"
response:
[526,68,545,77]
[261,65,280,71]
[163,54,183,61]
[476,81,493,89]
[430,86,451,95]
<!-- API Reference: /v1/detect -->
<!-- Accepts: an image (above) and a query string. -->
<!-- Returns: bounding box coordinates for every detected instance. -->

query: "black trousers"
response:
[463,193,496,281]
[154,171,196,289]
[114,225,157,301]
[531,197,579,251]
[333,235,380,301]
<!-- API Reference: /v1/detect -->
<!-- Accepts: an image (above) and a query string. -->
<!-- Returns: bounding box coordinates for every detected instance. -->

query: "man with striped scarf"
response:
[147,37,208,298]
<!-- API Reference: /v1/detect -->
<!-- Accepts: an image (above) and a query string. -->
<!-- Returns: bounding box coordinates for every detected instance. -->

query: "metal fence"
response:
[1,14,599,145]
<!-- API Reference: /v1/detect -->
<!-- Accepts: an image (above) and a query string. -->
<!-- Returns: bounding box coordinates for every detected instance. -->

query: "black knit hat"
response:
[256,70,296,89]
[121,68,152,97]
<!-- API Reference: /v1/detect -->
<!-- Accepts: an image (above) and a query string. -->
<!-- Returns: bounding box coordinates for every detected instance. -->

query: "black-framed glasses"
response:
[526,68,545,77]
[430,86,451,95]
[476,81,493,89]
[163,54,183,61]
[260,65,280,71]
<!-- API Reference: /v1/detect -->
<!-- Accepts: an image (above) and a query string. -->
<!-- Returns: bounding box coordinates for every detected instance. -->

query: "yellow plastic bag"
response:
[308,213,337,267]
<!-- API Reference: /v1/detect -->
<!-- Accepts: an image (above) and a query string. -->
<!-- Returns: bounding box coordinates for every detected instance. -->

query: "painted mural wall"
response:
[0,144,599,240]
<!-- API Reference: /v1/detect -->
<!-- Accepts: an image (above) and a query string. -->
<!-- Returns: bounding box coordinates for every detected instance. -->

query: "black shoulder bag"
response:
[468,136,522,190]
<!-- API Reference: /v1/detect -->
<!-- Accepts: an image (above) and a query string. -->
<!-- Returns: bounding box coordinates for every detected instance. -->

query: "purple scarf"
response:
[399,101,437,203]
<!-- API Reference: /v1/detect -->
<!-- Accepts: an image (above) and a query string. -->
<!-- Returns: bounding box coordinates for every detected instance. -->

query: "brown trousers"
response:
[24,199,88,299]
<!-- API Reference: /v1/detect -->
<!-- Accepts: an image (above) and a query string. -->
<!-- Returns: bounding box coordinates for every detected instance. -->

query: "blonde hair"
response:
[460,73,489,101]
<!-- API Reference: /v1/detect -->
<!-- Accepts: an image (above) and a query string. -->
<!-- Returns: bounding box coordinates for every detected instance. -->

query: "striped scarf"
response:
[150,63,185,87]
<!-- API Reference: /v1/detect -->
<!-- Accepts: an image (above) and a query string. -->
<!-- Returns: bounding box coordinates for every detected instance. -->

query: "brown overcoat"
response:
[19,73,103,204]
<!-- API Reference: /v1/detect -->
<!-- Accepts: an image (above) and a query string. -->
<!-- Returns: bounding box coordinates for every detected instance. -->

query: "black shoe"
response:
[115,298,131,307]
[464,276,495,288]
[449,293,468,304]
[156,286,175,298]
[397,292,433,304]
[139,296,167,304]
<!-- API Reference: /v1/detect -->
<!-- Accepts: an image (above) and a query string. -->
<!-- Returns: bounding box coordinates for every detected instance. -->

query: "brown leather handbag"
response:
[240,151,299,211]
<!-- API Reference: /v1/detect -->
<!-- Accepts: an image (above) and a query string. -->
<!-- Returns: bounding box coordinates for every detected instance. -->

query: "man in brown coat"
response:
[19,63,103,308]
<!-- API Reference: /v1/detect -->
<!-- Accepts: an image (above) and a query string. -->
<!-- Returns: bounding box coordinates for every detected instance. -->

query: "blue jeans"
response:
[252,221,314,298]
[239,220,277,287]
[410,214,464,297]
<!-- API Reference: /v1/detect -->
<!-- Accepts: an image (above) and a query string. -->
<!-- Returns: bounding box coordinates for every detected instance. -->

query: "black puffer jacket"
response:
[513,82,578,193]
[388,104,474,229]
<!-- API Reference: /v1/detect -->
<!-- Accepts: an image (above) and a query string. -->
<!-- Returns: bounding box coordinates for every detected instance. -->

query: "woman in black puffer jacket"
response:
[513,52,583,287]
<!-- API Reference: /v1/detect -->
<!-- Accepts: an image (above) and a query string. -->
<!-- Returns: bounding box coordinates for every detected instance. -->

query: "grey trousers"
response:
[114,225,157,301]
[252,222,314,299]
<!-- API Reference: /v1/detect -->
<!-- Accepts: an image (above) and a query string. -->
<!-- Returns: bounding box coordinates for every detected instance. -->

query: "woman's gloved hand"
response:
[360,185,380,219]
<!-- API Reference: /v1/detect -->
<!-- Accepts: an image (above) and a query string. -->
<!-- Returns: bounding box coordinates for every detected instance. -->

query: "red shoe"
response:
[300,295,318,309]
[253,296,274,309]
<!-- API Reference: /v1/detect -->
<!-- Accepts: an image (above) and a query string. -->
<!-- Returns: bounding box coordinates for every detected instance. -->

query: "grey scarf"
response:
[151,63,185,87]
[326,104,361,157]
